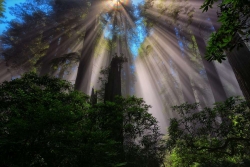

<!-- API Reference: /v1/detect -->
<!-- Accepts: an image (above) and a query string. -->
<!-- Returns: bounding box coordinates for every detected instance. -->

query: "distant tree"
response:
[39,0,90,76]
[1,1,52,74]
[141,0,250,104]
[165,97,250,166]
[201,0,250,62]
[0,0,89,76]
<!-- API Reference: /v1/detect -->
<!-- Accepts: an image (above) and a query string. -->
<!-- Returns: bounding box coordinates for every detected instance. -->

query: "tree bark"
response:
[194,33,227,102]
[74,19,97,94]
[74,0,100,94]
[227,34,250,105]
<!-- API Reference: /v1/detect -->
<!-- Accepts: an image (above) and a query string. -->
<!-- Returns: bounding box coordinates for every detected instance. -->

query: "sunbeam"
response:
[0,0,248,135]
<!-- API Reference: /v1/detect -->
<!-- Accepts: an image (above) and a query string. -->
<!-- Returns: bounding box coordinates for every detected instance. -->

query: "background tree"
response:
[0,0,90,77]
[165,97,250,166]
[140,0,249,106]
[1,0,53,76]
[139,0,228,108]
[201,0,250,106]
[39,0,90,77]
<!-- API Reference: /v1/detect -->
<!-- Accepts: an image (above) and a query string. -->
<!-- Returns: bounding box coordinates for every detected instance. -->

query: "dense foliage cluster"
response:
[0,73,114,166]
[0,73,165,167]
[165,97,250,166]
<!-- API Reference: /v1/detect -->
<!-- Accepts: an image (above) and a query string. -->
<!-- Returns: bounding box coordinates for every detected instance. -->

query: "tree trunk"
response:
[193,31,227,102]
[74,18,97,94]
[161,25,197,104]
[191,4,228,103]
[204,3,250,104]
[227,34,250,105]
[145,12,197,104]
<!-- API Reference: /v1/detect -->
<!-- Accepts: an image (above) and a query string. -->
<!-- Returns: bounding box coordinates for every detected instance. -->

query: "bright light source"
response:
[112,0,119,5]
[105,0,128,10]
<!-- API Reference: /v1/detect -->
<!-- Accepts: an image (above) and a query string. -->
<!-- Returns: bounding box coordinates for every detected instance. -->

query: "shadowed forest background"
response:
[0,0,250,166]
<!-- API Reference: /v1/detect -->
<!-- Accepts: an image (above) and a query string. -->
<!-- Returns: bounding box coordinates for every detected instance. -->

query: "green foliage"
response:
[0,73,165,167]
[50,52,81,74]
[1,7,50,73]
[142,0,195,28]
[0,0,4,18]
[138,43,153,57]
[0,73,119,166]
[97,66,110,100]
[92,96,166,167]
[201,0,250,62]
[165,97,250,166]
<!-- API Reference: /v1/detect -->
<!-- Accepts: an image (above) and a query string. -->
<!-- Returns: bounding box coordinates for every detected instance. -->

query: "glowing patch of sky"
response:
[103,0,147,58]
[0,0,26,34]
[128,3,147,57]
[132,0,144,5]
[128,20,147,57]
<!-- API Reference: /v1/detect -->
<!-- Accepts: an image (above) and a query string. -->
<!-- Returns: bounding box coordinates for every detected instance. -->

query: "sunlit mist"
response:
[0,0,246,134]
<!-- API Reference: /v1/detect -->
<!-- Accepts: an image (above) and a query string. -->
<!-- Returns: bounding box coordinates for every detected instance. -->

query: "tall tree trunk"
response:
[193,30,227,102]
[74,19,97,94]
[145,12,197,104]
[191,4,228,102]
[39,33,61,76]
[175,27,197,104]
[74,0,100,93]
[204,3,250,104]
[227,34,250,105]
